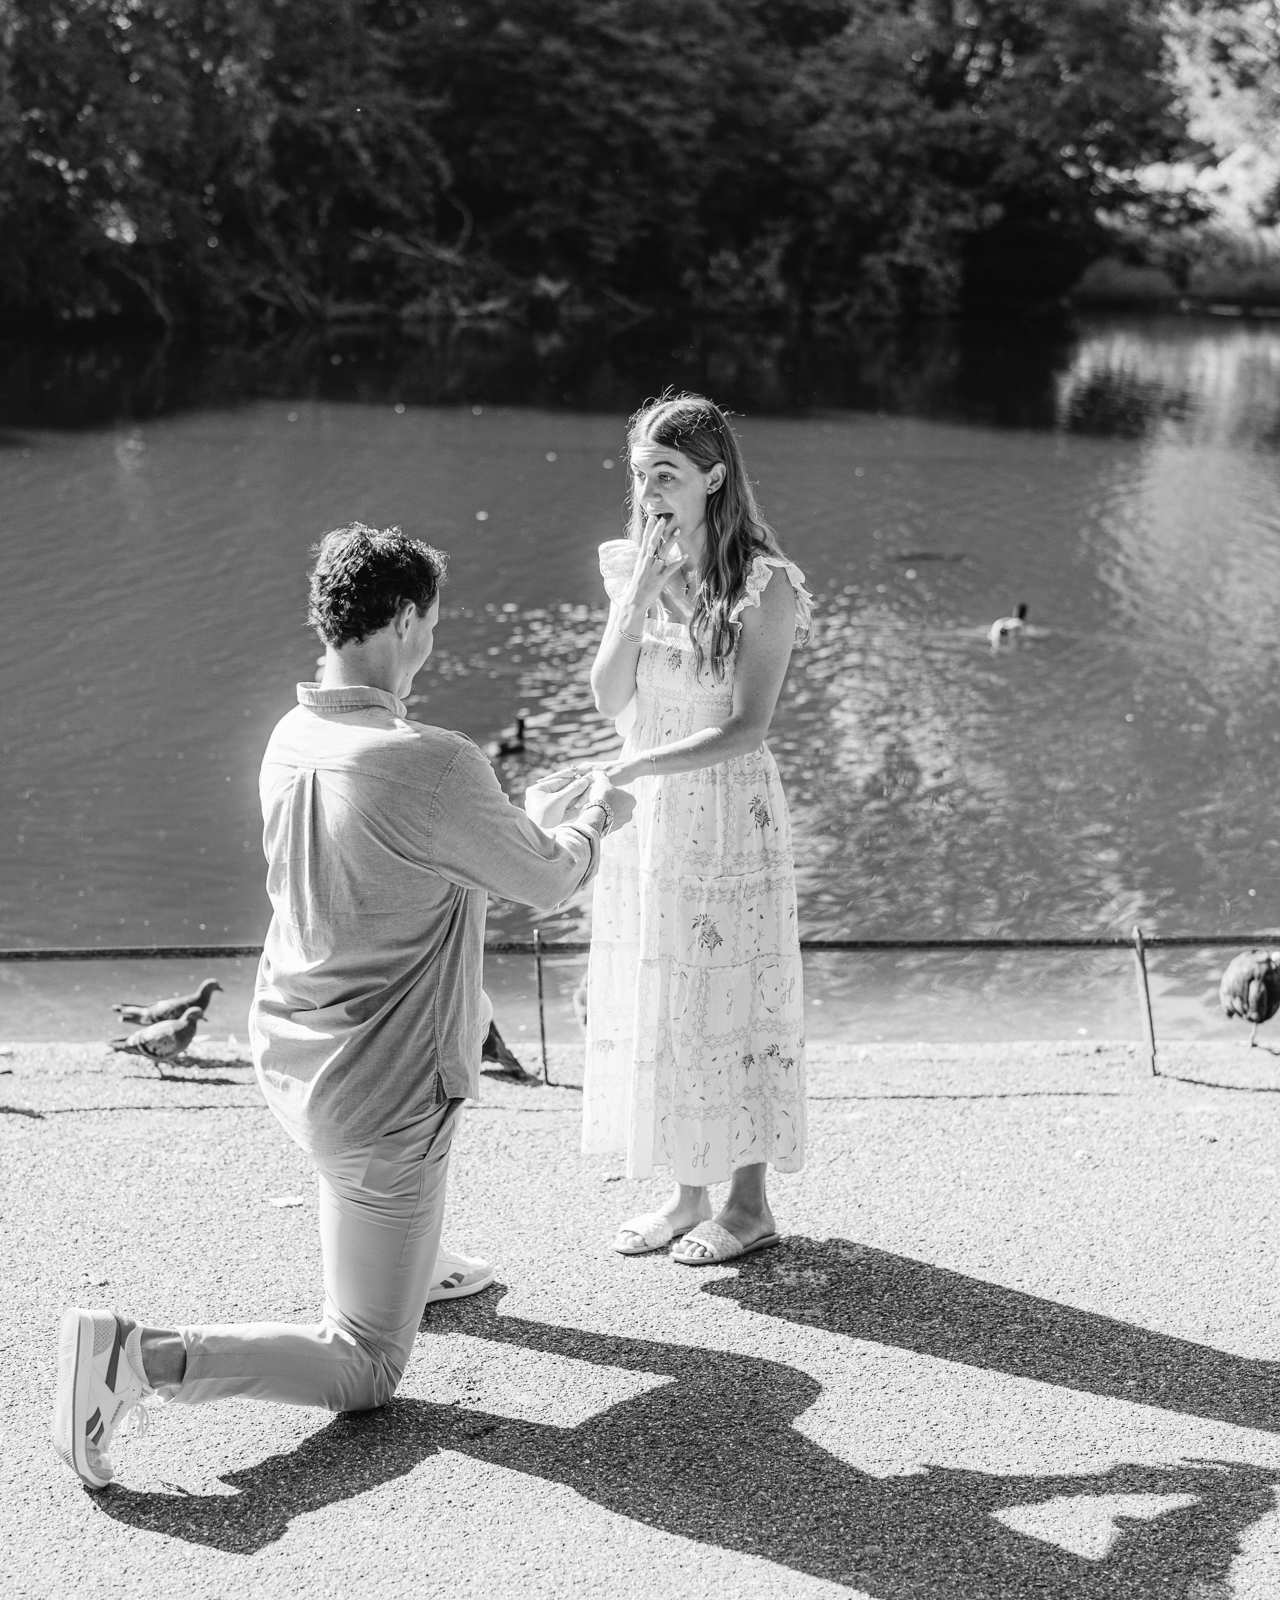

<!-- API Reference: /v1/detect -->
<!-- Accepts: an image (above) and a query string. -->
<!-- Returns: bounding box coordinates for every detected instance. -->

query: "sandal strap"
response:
[617,1212,675,1249]
[678,1221,743,1260]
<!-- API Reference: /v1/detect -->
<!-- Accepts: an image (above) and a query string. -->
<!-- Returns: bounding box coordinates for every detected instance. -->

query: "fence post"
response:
[533,926,550,1085]
[1132,924,1158,1076]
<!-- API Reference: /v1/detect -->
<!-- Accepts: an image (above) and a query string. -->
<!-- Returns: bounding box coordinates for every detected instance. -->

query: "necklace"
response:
[661,565,697,625]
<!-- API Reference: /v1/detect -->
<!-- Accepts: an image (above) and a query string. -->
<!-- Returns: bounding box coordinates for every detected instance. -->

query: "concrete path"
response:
[4,1037,1280,1598]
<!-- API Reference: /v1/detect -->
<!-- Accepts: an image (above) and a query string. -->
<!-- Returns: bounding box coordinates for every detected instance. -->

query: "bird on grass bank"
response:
[112,978,222,1026]
[988,603,1028,648]
[486,715,526,759]
[481,1020,538,1082]
[1220,949,1280,1046]
[109,1006,205,1061]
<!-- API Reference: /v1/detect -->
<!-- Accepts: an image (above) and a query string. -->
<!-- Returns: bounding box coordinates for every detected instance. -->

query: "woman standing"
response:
[582,394,811,1264]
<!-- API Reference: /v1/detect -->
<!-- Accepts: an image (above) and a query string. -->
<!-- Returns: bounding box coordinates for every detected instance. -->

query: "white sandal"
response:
[613,1212,702,1256]
[671,1220,781,1266]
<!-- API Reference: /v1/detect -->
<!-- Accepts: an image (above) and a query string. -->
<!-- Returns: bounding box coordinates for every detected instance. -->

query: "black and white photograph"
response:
[5,2,1280,1594]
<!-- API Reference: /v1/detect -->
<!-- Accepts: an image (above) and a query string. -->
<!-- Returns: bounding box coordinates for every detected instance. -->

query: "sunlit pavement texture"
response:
[5,1038,1280,1598]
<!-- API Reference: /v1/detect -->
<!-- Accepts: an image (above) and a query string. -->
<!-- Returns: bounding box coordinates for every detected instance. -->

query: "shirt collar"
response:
[297,683,407,718]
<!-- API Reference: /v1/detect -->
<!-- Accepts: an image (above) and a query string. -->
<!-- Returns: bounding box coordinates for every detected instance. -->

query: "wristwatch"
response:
[583,798,613,838]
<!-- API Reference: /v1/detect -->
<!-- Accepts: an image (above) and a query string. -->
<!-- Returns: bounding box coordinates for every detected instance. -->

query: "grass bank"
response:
[1075,230,1280,313]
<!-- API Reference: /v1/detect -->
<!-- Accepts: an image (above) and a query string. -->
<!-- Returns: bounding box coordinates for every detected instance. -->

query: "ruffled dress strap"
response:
[599,539,639,604]
[729,554,813,645]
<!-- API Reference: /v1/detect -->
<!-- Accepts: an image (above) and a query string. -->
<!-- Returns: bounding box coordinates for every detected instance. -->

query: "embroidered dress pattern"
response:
[583,541,812,1183]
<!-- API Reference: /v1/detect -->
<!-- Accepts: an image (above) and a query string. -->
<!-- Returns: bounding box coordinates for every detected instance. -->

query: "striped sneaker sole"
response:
[51,1308,113,1489]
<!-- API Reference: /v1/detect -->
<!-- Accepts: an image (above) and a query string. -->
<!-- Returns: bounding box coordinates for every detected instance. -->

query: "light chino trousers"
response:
[172,1098,462,1413]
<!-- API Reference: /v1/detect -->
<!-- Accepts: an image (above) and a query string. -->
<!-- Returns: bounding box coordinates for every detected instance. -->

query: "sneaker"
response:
[52,1309,151,1488]
[426,1245,495,1303]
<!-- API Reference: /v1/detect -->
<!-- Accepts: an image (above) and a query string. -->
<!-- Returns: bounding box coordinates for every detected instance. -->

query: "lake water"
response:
[3,313,1279,1046]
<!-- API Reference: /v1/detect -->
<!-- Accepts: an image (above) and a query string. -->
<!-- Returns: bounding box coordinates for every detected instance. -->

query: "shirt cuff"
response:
[561,821,602,889]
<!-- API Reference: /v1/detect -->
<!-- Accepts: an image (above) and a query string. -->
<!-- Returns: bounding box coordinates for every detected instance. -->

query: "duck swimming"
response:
[988,603,1028,647]
[487,715,526,759]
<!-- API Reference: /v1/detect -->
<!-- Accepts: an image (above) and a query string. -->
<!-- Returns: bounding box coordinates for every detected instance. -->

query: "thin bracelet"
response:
[616,620,644,644]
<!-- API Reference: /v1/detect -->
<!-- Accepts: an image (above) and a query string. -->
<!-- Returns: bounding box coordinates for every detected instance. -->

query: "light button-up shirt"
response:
[249,683,597,1156]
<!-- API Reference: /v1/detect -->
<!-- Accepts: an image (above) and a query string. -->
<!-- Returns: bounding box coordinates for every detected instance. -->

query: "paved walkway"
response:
[4,1036,1280,1598]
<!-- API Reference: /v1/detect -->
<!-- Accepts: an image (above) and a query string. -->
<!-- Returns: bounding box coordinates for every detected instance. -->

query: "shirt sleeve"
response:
[428,740,599,910]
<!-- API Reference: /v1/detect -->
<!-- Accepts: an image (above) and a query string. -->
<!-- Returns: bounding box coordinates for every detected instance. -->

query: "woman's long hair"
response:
[626,393,790,680]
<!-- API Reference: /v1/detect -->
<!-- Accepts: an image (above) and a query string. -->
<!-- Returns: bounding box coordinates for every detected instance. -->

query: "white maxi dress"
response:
[582,539,812,1184]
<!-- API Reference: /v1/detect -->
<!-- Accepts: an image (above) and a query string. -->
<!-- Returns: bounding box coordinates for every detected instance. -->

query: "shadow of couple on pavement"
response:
[97,1239,1280,1596]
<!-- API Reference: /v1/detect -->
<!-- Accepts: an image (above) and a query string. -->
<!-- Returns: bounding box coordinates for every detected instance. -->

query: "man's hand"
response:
[524,768,591,829]
[535,763,636,832]
[584,768,636,832]
[534,765,588,794]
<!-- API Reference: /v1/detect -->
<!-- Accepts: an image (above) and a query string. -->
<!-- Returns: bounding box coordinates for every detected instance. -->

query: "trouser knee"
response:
[334,1336,406,1412]
[365,1351,404,1410]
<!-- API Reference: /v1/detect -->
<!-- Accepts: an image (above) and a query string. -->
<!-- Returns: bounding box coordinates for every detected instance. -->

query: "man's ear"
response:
[393,598,419,638]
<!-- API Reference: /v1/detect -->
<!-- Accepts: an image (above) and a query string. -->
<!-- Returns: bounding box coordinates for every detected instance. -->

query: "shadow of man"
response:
[97,1276,1280,1597]
[704,1238,1280,1434]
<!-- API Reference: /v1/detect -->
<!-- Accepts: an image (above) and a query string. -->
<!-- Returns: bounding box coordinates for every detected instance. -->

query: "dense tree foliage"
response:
[0,0,1209,329]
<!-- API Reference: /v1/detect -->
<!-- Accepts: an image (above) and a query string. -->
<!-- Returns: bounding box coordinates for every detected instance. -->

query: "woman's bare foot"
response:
[614,1184,712,1253]
[673,1164,775,1261]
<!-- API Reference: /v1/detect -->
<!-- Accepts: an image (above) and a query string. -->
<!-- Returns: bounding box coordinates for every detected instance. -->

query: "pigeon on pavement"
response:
[109,1006,205,1061]
[112,978,222,1026]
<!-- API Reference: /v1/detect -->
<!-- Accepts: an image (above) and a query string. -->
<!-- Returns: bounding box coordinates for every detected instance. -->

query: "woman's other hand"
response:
[591,515,681,722]
[620,514,683,611]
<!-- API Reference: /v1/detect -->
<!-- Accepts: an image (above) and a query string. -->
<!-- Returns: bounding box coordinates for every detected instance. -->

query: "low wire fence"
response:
[2,927,1274,1082]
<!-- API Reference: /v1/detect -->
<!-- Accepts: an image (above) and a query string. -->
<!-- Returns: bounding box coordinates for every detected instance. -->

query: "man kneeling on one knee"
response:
[53,523,634,1488]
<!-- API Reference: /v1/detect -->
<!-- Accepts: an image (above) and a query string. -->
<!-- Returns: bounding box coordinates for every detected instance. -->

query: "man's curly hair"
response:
[307,524,447,648]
